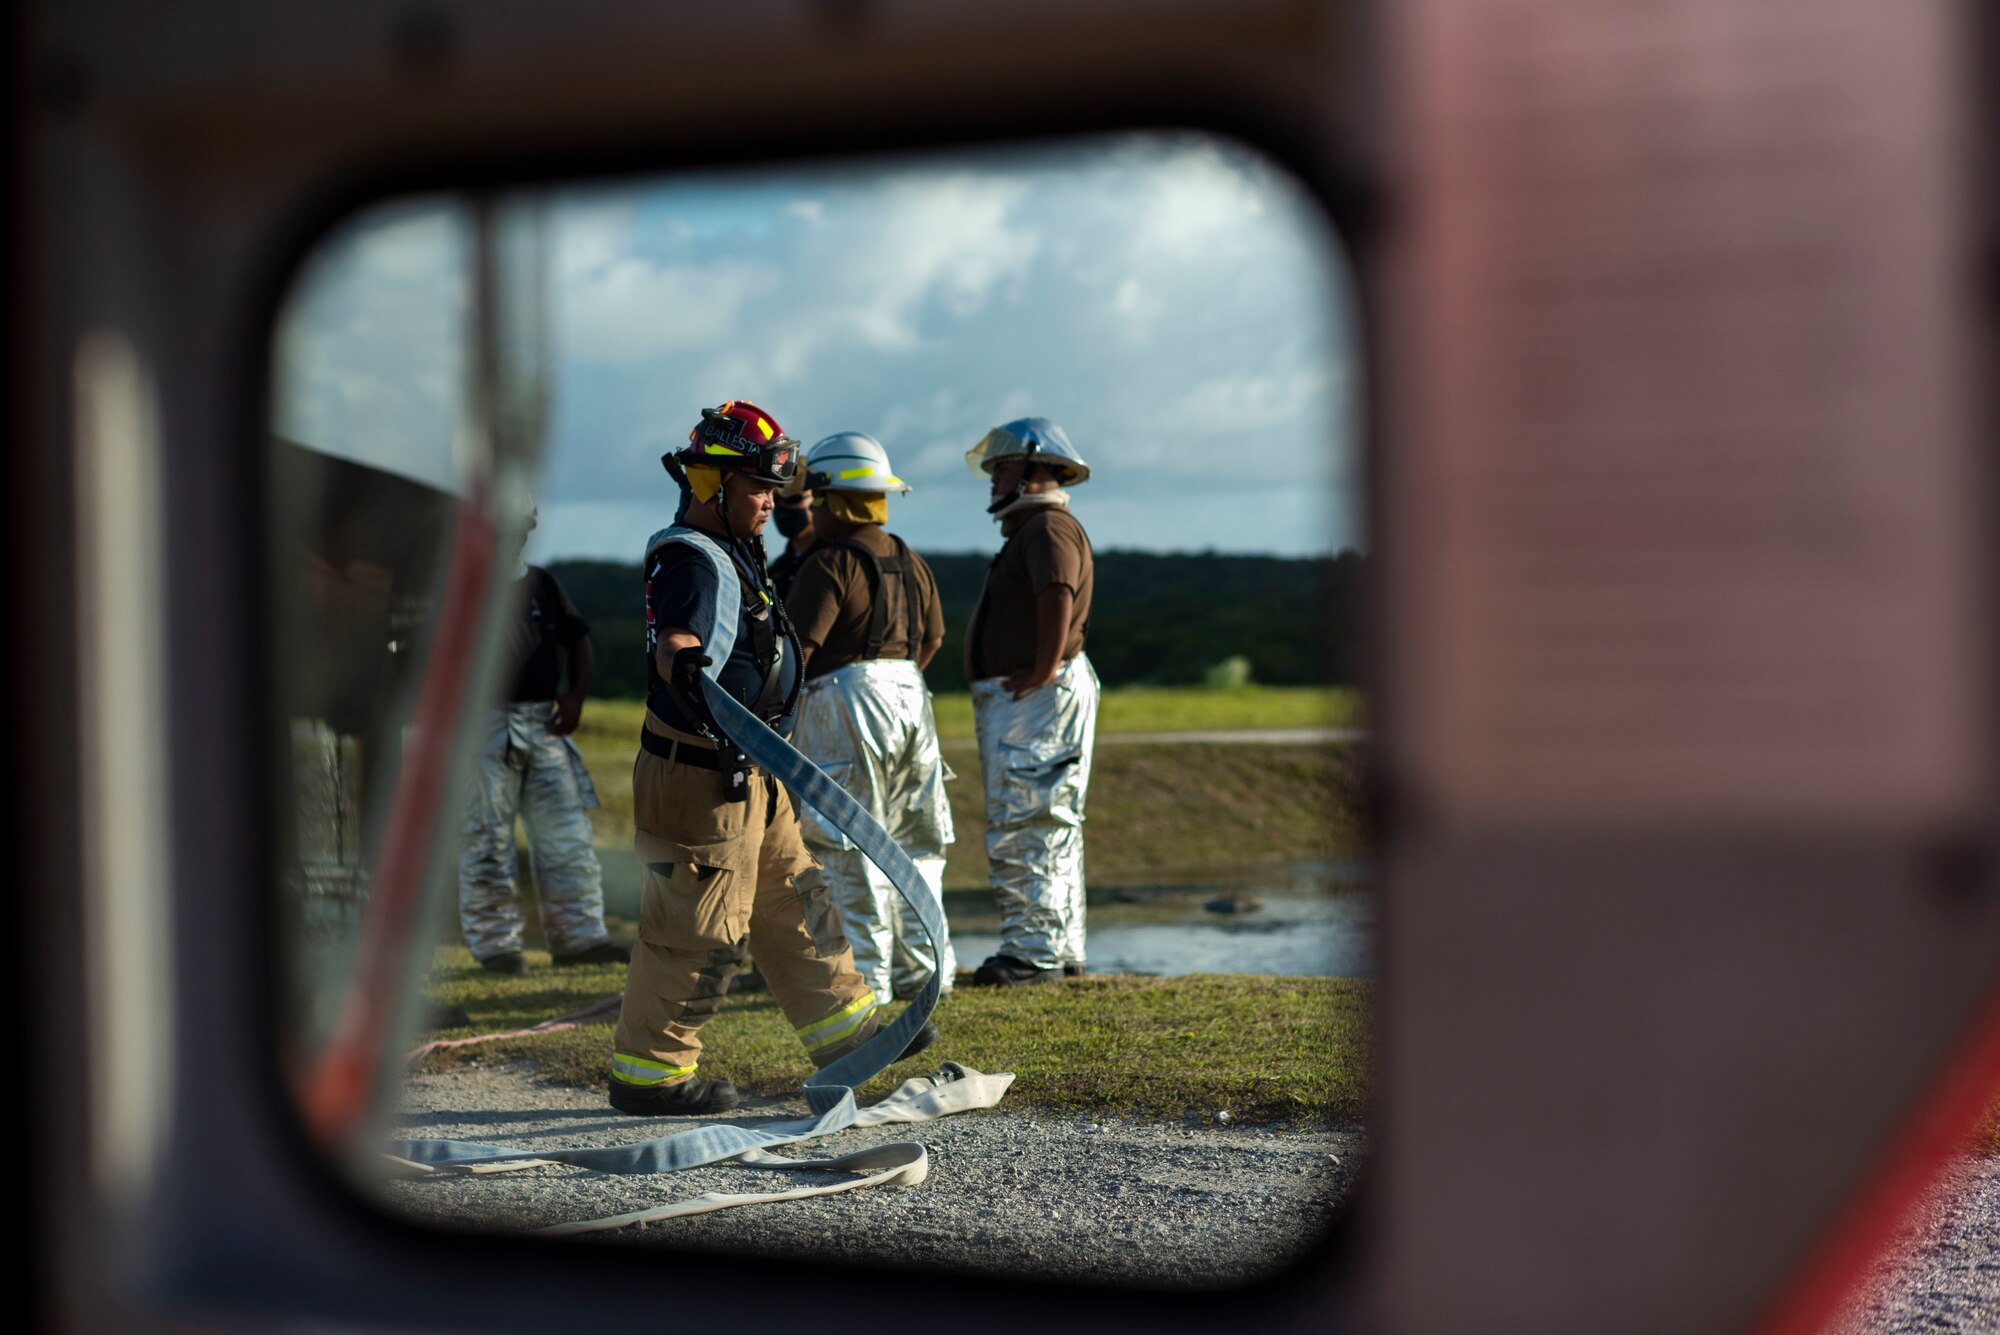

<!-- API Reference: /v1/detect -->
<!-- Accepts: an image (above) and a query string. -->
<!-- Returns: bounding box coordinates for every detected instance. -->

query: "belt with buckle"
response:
[639,730,726,771]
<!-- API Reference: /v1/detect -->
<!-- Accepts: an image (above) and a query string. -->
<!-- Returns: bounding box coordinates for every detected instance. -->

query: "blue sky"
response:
[276,132,1360,562]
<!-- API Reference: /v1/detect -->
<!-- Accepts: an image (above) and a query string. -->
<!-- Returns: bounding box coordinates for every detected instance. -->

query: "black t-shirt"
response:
[644,537,800,733]
[508,566,589,702]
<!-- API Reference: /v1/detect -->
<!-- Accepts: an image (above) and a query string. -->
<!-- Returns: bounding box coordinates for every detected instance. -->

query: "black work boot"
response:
[970,954,1057,987]
[607,1076,741,1117]
[552,941,631,967]
[478,951,528,977]
[424,1002,473,1030]
[898,1019,942,1062]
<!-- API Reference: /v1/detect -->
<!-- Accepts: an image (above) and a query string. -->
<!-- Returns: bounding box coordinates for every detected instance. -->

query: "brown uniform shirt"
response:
[786,525,946,680]
[965,504,1094,680]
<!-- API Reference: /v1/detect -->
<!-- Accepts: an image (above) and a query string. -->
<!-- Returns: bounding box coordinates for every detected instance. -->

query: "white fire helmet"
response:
[803,432,912,493]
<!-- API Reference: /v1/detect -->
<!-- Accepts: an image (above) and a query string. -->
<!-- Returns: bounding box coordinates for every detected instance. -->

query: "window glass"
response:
[270,133,1366,1286]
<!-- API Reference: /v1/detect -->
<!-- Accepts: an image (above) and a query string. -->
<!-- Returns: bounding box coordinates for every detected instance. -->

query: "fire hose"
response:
[388,527,1009,1231]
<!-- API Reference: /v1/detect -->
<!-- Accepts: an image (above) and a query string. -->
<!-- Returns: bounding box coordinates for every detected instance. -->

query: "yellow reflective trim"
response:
[802,1009,875,1054]
[704,442,746,457]
[837,465,874,480]
[883,476,903,488]
[612,1052,696,1086]
[757,417,775,441]
[795,990,877,1048]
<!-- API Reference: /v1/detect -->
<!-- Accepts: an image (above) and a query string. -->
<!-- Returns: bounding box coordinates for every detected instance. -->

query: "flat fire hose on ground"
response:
[406,995,623,1063]
[391,528,1009,1231]
[388,1062,1014,1234]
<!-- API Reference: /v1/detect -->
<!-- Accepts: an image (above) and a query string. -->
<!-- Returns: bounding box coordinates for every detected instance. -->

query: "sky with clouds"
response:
[275,132,1360,563]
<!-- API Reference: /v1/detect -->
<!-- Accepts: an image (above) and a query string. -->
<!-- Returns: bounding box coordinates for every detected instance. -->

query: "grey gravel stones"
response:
[381,1060,1362,1288]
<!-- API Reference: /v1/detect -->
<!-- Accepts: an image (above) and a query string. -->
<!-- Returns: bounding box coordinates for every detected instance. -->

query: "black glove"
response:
[665,647,721,737]
[671,647,713,692]
[673,648,753,802]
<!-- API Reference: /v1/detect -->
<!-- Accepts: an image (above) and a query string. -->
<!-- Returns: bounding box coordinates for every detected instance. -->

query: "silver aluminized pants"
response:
[458,702,609,960]
[791,658,957,1000]
[971,653,1098,971]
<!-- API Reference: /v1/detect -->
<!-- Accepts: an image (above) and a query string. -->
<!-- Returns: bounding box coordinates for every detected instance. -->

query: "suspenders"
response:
[826,535,920,661]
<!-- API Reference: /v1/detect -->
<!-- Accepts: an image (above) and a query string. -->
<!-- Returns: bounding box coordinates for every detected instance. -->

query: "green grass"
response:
[568,689,1365,893]
[943,742,1360,889]
[446,685,1370,1129]
[421,945,1370,1126]
[577,685,1358,748]
[566,742,1358,897]
[928,685,1364,741]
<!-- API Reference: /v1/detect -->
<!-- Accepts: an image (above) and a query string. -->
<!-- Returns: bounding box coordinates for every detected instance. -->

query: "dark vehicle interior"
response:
[15,1,2000,1331]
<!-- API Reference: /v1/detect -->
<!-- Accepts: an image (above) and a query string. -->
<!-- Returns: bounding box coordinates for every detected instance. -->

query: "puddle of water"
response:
[953,888,1372,979]
[596,853,1374,979]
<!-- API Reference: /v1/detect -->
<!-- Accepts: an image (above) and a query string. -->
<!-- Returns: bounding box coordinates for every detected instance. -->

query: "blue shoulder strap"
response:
[647,525,802,736]
[645,525,741,670]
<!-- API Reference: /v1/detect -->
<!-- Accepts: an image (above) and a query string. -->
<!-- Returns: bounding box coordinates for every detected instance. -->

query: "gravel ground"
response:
[1830,1155,2000,1334]
[383,1059,1361,1289]
[381,1063,2000,1316]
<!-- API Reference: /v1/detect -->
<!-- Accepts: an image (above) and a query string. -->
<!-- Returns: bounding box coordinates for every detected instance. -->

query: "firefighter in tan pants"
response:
[609,400,937,1117]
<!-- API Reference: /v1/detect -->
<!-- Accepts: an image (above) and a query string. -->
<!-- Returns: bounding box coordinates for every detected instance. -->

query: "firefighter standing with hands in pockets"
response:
[961,417,1099,988]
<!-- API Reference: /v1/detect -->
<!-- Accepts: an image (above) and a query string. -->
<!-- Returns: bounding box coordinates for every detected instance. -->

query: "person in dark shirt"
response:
[767,470,817,600]
[608,400,934,1118]
[961,417,1100,987]
[457,504,628,975]
[785,431,956,1003]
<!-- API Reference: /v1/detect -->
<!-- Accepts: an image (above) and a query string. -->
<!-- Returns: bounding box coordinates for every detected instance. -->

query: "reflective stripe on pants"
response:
[612,717,881,1084]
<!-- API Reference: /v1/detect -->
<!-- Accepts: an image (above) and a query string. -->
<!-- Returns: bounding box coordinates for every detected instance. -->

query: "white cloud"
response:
[874,390,979,480]
[913,186,1039,316]
[560,256,780,365]
[557,198,640,281]
[1127,141,1274,259]
[824,172,1041,352]
[1171,368,1334,434]
[1110,277,1165,343]
[1108,368,1340,478]
[555,173,1040,387]
[274,201,470,492]
[713,172,1046,389]
[991,388,1040,423]
[285,133,1365,555]
[348,207,461,279]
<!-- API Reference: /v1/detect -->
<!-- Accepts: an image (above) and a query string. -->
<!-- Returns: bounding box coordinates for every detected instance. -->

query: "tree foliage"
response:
[549,548,1367,698]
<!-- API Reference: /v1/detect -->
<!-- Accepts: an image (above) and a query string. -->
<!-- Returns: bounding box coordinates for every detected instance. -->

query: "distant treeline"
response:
[550,548,1367,697]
